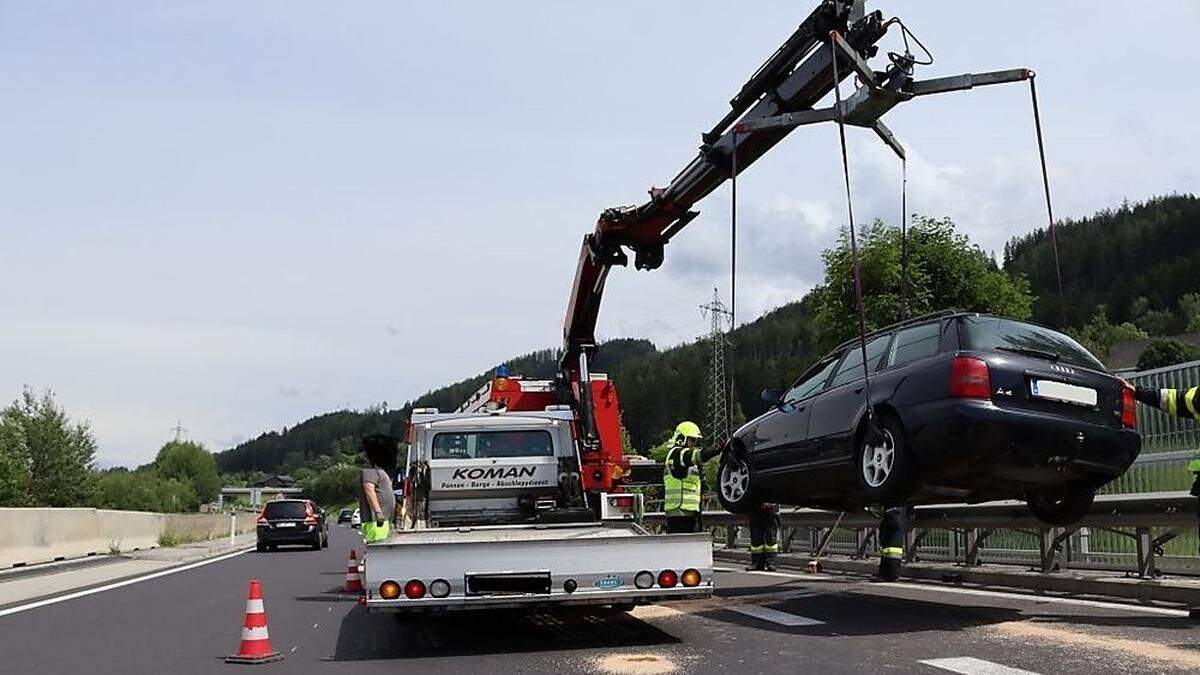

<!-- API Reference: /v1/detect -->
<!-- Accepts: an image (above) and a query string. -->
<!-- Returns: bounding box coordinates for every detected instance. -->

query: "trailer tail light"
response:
[404,579,426,599]
[634,571,654,589]
[1121,384,1137,429]
[379,580,401,600]
[680,569,702,587]
[429,579,451,598]
[949,356,991,399]
[657,570,678,588]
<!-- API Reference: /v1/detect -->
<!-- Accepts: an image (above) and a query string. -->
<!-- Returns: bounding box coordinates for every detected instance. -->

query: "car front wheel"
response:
[1026,485,1095,525]
[855,415,916,506]
[716,452,757,514]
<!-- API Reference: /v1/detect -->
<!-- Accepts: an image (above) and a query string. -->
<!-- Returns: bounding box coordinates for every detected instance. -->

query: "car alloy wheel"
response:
[720,456,750,503]
[861,429,896,488]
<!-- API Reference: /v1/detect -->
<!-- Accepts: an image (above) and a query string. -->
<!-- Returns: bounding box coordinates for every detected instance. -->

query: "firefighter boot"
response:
[762,552,777,572]
[745,552,763,571]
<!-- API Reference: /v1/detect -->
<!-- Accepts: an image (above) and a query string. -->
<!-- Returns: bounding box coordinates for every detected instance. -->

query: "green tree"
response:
[0,387,96,507]
[813,216,1033,347]
[154,440,220,506]
[302,464,361,507]
[1137,339,1200,371]
[1067,307,1148,366]
[1180,293,1200,332]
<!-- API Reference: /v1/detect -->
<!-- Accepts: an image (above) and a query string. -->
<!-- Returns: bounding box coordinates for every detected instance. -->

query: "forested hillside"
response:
[1005,194,1200,331]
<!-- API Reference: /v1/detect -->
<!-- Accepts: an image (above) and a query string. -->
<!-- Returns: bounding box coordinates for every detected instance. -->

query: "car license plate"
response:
[275,522,296,528]
[1030,378,1097,407]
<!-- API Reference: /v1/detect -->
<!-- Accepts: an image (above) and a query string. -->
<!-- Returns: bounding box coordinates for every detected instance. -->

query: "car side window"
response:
[890,321,943,368]
[828,334,893,388]
[783,356,840,403]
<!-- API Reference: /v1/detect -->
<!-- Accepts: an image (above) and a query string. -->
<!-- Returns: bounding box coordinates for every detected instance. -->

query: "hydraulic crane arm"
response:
[560,0,1034,451]
[562,0,887,379]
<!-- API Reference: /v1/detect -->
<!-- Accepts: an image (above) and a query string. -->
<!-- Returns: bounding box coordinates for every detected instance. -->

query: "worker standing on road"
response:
[1130,382,1200,619]
[745,503,781,571]
[359,433,398,544]
[662,421,720,534]
[875,506,908,582]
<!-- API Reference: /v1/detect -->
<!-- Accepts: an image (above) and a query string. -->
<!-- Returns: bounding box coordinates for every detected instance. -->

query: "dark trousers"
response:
[749,509,781,569]
[665,513,701,534]
[878,507,908,581]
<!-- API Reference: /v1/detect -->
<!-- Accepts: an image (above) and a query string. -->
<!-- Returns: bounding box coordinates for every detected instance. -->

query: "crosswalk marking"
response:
[920,657,1041,675]
[728,605,824,626]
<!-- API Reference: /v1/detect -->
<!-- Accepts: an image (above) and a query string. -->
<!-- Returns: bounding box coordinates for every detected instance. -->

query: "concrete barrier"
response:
[0,508,258,568]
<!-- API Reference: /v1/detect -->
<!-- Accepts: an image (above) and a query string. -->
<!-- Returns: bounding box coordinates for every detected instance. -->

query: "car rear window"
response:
[828,334,892,388]
[891,321,943,367]
[431,430,553,459]
[959,316,1105,370]
[263,501,307,519]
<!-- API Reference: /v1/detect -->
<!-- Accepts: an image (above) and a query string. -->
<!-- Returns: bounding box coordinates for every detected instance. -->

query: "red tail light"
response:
[1121,384,1137,429]
[256,508,268,525]
[657,570,678,588]
[949,356,991,399]
[404,579,426,599]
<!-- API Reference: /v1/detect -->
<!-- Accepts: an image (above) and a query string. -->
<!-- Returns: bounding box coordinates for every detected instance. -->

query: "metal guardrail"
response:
[1129,359,1200,452]
[644,491,1198,579]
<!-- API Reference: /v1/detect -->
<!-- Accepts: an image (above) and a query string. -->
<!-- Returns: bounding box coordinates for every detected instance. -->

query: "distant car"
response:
[337,508,354,524]
[717,312,1141,525]
[351,508,361,528]
[256,499,328,551]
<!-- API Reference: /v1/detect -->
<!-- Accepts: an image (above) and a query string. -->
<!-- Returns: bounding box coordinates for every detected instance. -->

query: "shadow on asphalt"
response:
[294,586,361,603]
[700,589,1024,637]
[1027,613,1198,631]
[332,606,680,660]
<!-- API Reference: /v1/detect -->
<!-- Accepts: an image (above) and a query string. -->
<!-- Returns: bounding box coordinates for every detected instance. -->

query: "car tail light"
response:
[1121,384,1137,429]
[379,580,401,600]
[256,509,267,525]
[680,569,702,587]
[657,570,678,588]
[949,356,991,399]
[404,579,426,599]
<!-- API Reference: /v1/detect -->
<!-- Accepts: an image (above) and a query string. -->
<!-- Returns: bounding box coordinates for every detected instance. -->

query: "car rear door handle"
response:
[853,387,865,394]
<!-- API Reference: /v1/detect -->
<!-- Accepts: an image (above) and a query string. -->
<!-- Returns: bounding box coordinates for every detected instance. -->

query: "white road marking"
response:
[920,657,1041,675]
[0,546,255,619]
[728,604,825,626]
[717,566,1189,617]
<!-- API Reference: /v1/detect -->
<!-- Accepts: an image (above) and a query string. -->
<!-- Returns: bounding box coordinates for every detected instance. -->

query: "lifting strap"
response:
[829,32,877,409]
[1028,74,1066,325]
[900,158,908,321]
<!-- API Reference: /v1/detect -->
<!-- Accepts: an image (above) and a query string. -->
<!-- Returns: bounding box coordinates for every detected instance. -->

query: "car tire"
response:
[256,543,266,553]
[716,451,758,514]
[321,534,329,549]
[854,414,916,506]
[1026,485,1095,526]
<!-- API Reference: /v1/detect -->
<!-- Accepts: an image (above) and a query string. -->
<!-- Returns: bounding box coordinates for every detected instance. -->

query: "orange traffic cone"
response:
[344,549,363,593]
[226,579,283,664]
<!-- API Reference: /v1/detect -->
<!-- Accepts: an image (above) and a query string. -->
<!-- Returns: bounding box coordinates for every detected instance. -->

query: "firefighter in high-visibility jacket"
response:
[1132,383,1200,619]
[663,421,720,534]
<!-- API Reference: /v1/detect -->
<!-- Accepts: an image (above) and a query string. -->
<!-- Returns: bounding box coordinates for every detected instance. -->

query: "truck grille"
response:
[465,572,551,596]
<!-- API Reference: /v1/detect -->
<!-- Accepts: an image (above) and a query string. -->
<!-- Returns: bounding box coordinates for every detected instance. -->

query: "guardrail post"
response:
[725,524,738,549]
[1136,527,1156,578]
[854,528,874,559]
[781,526,797,553]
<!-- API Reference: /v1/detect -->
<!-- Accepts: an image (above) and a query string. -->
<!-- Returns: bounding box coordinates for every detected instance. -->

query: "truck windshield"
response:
[431,430,554,459]
[960,316,1105,371]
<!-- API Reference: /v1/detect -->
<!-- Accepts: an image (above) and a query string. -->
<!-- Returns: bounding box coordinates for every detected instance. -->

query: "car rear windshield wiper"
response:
[995,345,1060,362]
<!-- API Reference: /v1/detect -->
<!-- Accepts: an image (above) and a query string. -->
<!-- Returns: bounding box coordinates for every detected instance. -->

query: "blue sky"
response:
[2,1,1197,467]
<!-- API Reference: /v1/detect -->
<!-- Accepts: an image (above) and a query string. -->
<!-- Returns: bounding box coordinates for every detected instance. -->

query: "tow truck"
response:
[364,0,1039,612]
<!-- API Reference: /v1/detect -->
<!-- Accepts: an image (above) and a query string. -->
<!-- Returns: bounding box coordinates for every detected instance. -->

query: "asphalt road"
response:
[3,525,1199,674]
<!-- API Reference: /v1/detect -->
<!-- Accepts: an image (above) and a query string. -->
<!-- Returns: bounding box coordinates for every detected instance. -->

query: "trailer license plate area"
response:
[466,572,551,596]
[1030,378,1097,407]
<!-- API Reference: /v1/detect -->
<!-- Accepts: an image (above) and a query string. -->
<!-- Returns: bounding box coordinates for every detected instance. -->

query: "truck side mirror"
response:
[761,388,781,406]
